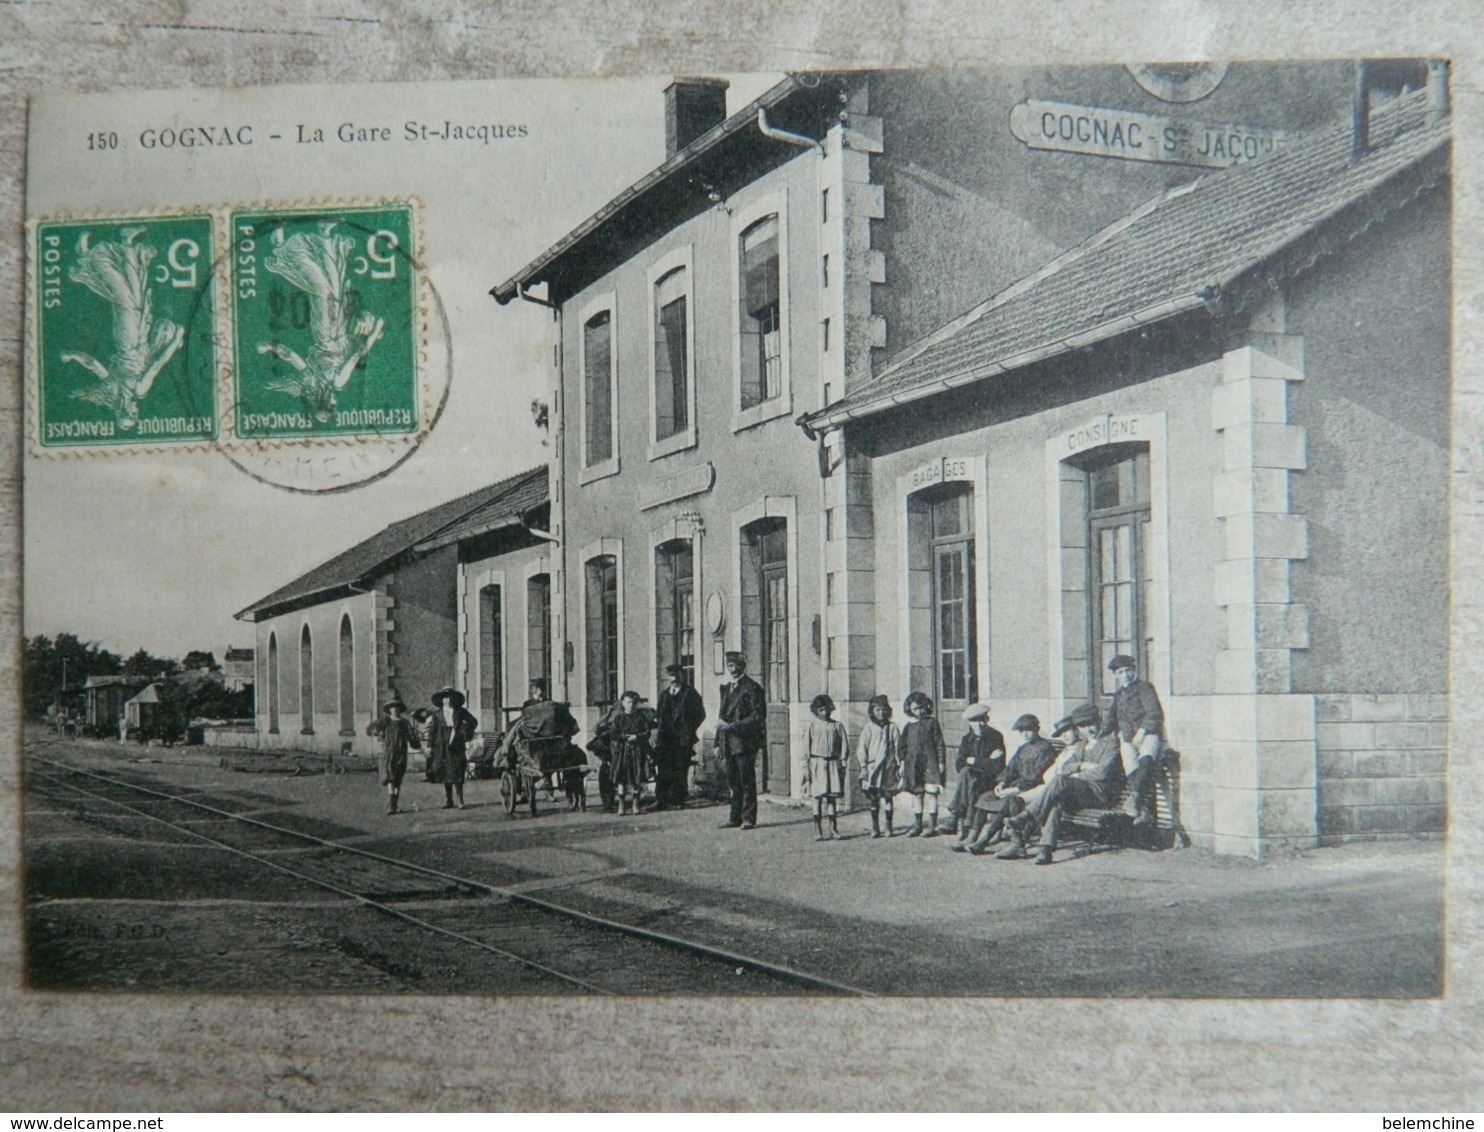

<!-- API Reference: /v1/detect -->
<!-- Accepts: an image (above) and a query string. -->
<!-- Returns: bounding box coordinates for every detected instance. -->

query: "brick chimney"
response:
[664,78,730,158]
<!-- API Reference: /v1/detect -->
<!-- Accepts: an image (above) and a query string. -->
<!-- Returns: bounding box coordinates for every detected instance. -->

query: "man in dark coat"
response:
[1103,654,1165,825]
[715,651,766,829]
[654,663,706,809]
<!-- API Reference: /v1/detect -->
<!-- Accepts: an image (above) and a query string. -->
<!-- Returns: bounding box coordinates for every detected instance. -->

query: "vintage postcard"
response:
[22,62,1451,1001]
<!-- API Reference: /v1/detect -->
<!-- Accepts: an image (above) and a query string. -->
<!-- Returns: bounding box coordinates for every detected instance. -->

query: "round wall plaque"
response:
[704,590,726,636]
[1126,62,1230,104]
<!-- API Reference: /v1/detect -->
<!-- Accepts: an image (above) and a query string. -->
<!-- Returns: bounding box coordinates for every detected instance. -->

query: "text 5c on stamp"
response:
[231,204,419,440]
[35,215,217,447]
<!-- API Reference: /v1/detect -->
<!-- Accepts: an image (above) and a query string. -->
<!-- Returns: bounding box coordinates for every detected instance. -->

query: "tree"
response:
[181,650,219,672]
[122,648,179,681]
[158,669,253,723]
[23,634,122,719]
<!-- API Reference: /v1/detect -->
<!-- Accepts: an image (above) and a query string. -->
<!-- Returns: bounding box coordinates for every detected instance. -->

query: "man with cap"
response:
[654,663,706,810]
[428,686,479,810]
[366,696,420,816]
[958,713,1058,853]
[940,704,1005,836]
[715,651,766,829]
[1104,654,1165,825]
[1003,703,1124,864]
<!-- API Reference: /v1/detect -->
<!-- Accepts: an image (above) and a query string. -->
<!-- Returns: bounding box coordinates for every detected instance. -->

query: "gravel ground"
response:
[25,731,1445,997]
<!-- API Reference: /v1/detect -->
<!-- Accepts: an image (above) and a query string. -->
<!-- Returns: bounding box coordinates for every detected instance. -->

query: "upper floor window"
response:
[654,266,689,440]
[739,215,782,410]
[582,308,614,469]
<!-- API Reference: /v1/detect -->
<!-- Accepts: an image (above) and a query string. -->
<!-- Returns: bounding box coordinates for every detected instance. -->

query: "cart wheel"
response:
[500,769,517,817]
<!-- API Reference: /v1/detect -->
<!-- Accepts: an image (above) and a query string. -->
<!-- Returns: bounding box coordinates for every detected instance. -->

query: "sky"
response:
[23,73,783,659]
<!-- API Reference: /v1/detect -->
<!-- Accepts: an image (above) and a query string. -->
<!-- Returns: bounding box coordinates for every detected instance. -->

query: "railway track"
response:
[27,753,871,997]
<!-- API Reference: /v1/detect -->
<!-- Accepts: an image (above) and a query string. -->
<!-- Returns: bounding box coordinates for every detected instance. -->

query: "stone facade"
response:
[1316,693,1448,841]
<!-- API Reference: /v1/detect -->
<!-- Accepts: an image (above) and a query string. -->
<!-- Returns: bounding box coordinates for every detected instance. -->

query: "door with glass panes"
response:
[1086,447,1151,699]
[911,483,977,717]
[741,518,790,795]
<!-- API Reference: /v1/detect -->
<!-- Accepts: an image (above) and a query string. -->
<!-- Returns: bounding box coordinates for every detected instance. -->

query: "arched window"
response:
[338,614,354,736]
[583,310,614,468]
[480,584,503,722]
[299,623,314,735]
[266,632,280,734]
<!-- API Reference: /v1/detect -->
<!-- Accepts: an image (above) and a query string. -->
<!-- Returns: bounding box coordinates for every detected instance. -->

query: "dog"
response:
[562,766,590,811]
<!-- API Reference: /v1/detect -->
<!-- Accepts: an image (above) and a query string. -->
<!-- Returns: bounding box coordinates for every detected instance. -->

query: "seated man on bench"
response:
[1001,703,1124,865]
[1104,653,1165,826]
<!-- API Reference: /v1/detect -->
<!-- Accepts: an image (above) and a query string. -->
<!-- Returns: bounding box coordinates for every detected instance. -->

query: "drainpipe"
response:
[515,281,558,310]
[757,107,823,155]
[519,515,560,543]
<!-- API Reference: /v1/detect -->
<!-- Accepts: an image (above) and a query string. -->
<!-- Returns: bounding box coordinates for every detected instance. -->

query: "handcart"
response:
[494,700,586,818]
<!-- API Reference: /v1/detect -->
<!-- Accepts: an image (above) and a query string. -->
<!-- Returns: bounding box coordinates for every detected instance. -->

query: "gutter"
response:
[802,293,1208,434]
[803,123,1449,436]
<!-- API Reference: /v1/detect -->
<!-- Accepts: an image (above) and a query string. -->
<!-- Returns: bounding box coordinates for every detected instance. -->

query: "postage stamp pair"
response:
[32,202,420,450]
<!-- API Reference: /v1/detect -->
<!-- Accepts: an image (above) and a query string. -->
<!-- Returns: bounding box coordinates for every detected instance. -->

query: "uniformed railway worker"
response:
[715,651,766,830]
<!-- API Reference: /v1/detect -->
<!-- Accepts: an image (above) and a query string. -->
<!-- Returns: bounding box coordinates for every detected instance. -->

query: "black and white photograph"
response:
[4,6,1481,1114]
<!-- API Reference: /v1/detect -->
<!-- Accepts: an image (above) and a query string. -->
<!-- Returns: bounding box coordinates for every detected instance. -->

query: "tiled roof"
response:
[235,466,548,620]
[804,90,1449,431]
[414,466,550,550]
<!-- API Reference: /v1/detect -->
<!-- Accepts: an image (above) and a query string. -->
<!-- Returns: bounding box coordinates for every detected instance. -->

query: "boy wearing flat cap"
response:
[1004,703,1124,864]
[1104,654,1164,825]
[940,704,1005,837]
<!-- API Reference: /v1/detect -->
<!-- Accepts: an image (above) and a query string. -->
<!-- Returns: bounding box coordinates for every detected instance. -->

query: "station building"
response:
[494,63,1449,853]
[235,467,549,756]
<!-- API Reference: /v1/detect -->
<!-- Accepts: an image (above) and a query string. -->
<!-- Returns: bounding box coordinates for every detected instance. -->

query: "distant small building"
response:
[234,467,549,755]
[221,647,255,693]
[122,682,178,740]
[81,675,146,729]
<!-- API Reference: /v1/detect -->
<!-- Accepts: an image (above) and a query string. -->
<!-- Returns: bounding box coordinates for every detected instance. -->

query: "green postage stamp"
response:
[34,215,217,447]
[231,204,419,440]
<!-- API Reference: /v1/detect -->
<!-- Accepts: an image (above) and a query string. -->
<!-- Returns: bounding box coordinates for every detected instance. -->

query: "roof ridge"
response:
[810,85,1446,430]
[236,464,549,619]
[866,85,1442,393]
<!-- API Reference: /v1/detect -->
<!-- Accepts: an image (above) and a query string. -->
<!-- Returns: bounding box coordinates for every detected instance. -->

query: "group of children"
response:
[800,691,1059,851]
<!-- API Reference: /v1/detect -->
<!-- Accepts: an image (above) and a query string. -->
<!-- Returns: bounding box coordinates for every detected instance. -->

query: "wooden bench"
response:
[1060,748,1191,851]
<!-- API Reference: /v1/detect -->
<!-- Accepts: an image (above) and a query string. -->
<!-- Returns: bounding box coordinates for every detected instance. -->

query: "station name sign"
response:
[1009,99,1293,169]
